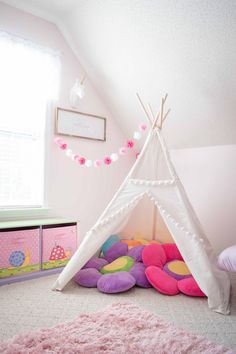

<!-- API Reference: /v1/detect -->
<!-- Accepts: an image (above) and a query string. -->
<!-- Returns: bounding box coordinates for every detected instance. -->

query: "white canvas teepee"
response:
[52,94,230,315]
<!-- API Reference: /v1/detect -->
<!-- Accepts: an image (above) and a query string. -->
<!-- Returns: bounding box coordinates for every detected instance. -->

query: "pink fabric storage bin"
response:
[42,224,77,270]
[0,227,40,278]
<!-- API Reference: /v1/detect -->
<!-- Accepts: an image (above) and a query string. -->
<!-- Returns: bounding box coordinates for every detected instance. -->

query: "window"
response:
[0,32,60,210]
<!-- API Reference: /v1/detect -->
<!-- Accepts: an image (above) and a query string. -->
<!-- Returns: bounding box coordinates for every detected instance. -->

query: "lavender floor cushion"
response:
[82,257,108,270]
[74,268,102,288]
[129,262,152,288]
[97,272,136,293]
[163,260,192,280]
[127,245,145,262]
[104,242,128,263]
[101,235,120,255]
[218,245,236,272]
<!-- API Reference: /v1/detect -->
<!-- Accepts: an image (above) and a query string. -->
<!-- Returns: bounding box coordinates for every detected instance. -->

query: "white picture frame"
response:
[56,107,106,141]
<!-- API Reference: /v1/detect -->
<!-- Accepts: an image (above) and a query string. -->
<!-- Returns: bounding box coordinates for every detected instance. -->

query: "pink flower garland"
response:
[54,123,147,167]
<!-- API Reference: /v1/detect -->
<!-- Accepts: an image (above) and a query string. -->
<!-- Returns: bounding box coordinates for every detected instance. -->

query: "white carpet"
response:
[0,273,236,351]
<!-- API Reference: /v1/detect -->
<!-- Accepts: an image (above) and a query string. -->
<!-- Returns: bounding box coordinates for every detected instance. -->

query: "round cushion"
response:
[162,243,183,262]
[218,245,236,272]
[163,260,192,280]
[129,262,151,288]
[142,244,167,269]
[100,256,134,274]
[104,242,128,263]
[74,268,102,288]
[82,257,108,271]
[101,235,120,256]
[97,272,136,293]
[135,238,149,245]
[137,239,159,245]
[149,240,160,245]
[121,239,142,249]
[178,277,206,297]
[145,266,179,295]
[127,245,145,262]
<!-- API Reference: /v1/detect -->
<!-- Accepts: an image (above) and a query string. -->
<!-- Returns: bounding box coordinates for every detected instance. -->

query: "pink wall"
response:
[171,145,236,253]
[0,3,134,238]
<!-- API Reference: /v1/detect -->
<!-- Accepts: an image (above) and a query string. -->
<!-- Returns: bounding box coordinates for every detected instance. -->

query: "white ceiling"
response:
[2,0,236,148]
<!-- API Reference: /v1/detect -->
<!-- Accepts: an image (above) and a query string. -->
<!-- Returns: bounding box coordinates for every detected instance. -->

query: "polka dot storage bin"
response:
[42,224,77,270]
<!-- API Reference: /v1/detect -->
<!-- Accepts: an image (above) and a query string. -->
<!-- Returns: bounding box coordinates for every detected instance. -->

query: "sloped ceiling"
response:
[2,0,236,148]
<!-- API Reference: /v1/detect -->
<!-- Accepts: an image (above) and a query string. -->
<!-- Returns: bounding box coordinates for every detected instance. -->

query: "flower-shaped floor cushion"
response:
[74,241,150,293]
[143,244,206,297]
[74,237,206,297]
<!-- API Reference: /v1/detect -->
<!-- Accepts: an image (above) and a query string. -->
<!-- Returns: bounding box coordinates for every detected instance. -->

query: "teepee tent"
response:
[52,94,230,315]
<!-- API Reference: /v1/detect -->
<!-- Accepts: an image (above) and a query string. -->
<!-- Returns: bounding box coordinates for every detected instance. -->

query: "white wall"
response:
[0,3,134,238]
[57,0,236,149]
[121,144,236,254]
[171,144,236,253]
[2,0,236,149]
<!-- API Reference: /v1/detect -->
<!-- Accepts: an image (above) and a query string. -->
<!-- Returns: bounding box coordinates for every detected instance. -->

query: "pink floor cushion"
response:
[127,245,145,262]
[163,260,192,280]
[104,242,128,263]
[129,262,152,288]
[162,243,183,262]
[218,245,236,272]
[74,268,102,288]
[142,244,167,269]
[178,277,206,297]
[82,257,108,271]
[97,272,136,293]
[145,266,179,295]
[100,256,134,274]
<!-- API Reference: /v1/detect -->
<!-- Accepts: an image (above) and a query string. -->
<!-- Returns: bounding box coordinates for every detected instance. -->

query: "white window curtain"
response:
[0,31,61,209]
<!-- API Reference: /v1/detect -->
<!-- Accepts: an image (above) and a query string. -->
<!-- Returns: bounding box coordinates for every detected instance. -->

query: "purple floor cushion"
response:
[82,257,108,271]
[218,245,236,272]
[129,262,151,288]
[97,272,136,293]
[127,245,145,262]
[104,242,128,263]
[74,268,102,288]
[163,260,192,280]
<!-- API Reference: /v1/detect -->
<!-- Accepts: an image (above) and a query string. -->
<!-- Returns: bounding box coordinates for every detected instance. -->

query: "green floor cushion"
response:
[100,256,134,274]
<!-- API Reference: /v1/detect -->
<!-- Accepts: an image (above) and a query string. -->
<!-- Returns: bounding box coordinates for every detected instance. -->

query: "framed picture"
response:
[55,107,106,141]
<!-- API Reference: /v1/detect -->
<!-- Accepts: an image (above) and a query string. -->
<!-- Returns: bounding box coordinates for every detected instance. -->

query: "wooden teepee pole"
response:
[156,93,169,128]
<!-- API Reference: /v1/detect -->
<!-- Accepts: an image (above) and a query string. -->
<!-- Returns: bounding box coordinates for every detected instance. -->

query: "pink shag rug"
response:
[0,302,234,354]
